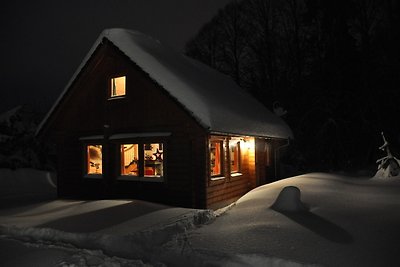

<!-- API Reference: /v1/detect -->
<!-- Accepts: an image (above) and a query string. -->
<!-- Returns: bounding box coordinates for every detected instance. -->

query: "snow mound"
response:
[0,168,56,202]
[271,186,308,212]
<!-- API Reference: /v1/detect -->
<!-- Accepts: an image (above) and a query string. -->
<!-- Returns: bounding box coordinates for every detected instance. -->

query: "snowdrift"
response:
[1,172,400,266]
[0,168,56,202]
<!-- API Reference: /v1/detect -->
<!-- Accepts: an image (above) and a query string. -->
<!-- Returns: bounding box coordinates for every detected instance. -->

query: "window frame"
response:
[210,138,225,180]
[143,142,164,178]
[114,138,167,183]
[120,143,140,177]
[109,75,127,99]
[209,135,245,182]
[83,143,104,179]
[229,139,242,175]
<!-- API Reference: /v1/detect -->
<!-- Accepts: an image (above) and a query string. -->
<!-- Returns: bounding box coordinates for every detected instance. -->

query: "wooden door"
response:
[255,138,274,185]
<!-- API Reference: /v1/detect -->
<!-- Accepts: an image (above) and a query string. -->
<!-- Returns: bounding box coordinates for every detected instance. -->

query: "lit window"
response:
[87,145,102,174]
[144,143,164,177]
[230,141,240,173]
[110,76,126,97]
[210,140,223,176]
[119,142,165,179]
[121,144,139,176]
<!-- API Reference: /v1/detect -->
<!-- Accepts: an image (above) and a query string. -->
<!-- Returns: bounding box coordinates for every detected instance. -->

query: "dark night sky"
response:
[0,0,231,114]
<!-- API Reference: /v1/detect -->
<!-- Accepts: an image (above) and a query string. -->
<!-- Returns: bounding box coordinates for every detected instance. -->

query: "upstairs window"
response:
[110,76,126,97]
[87,145,102,175]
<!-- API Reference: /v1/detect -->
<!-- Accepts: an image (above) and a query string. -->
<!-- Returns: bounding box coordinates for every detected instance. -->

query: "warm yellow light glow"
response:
[144,143,164,177]
[121,144,139,176]
[230,140,240,173]
[244,138,255,153]
[111,76,126,97]
[210,140,222,176]
[87,145,102,174]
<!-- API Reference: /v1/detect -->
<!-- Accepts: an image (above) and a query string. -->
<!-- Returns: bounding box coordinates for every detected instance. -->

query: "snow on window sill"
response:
[231,172,243,178]
[211,176,225,181]
[108,96,126,101]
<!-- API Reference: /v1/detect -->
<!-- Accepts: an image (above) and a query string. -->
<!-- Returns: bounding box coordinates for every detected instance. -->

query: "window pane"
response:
[121,144,139,176]
[210,141,222,176]
[87,145,102,174]
[144,143,164,177]
[111,76,126,97]
[230,141,240,173]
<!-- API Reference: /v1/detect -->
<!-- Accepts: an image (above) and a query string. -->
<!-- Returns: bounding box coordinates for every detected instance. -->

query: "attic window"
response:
[110,76,126,97]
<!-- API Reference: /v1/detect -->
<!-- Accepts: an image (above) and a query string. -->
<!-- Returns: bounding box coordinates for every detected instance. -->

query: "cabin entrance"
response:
[255,139,274,185]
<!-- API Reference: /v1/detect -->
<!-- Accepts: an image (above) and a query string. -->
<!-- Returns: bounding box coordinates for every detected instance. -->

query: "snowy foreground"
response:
[0,169,400,266]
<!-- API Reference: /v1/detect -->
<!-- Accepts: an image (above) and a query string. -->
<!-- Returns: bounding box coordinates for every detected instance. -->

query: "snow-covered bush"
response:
[0,168,56,200]
[0,106,50,169]
[374,132,400,178]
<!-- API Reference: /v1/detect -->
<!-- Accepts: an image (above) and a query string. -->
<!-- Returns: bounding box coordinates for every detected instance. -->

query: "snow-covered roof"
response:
[38,28,292,139]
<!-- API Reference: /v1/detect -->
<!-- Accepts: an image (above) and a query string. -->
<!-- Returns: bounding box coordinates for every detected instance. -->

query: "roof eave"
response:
[209,130,292,140]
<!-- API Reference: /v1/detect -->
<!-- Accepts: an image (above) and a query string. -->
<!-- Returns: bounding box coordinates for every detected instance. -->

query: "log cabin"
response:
[36,28,292,209]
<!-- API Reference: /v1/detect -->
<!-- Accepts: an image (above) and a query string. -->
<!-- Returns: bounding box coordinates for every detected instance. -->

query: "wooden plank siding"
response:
[206,136,256,209]
[44,40,208,208]
[40,37,288,209]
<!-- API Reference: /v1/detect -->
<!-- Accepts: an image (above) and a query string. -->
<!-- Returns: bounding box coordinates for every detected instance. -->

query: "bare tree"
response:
[186,0,251,87]
[186,0,400,171]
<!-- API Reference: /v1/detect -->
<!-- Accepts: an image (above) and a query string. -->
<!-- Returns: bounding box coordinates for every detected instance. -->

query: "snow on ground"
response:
[0,237,149,267]
[1,169,400,266]
[188,173,400,267]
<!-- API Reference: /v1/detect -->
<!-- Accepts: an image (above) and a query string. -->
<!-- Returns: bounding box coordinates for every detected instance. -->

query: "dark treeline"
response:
[185,0,400,172]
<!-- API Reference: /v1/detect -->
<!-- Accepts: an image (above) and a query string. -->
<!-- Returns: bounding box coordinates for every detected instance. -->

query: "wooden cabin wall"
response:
[206,136,287,208]
[206,136,256,209]
[44,41,207,208]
